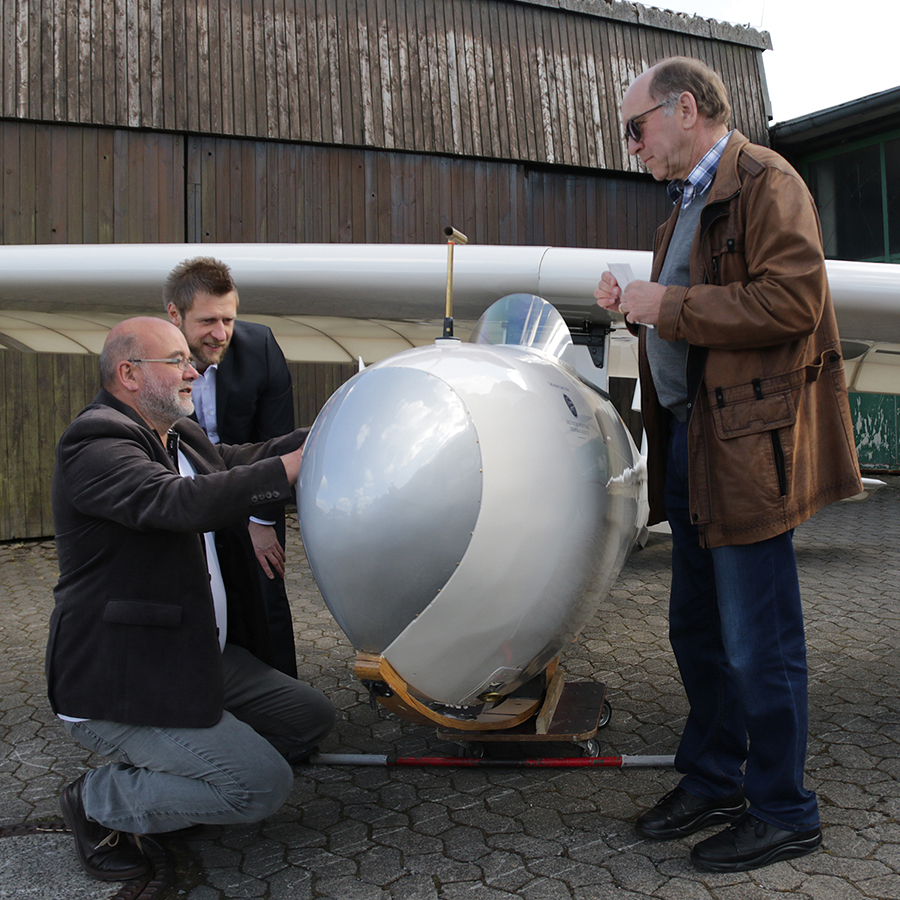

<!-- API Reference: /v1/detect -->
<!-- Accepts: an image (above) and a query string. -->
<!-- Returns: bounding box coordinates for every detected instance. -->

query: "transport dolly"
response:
[347,654,673,768]
[437,674,611,758]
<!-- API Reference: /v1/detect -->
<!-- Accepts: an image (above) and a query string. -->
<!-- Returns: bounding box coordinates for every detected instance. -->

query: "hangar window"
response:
[887,136,900,257]
[805,131,900,264]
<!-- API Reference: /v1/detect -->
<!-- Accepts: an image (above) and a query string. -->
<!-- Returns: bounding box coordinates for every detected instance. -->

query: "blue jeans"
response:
[664,418,818,830]
[64,644,334,834]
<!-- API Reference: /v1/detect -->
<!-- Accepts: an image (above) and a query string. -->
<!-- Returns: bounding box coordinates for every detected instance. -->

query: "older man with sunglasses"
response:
[47,317,334,883]
[596,57,861,872]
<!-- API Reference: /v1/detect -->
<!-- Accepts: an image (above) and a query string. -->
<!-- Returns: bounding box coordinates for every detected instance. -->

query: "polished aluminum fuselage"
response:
[299,298,646,708]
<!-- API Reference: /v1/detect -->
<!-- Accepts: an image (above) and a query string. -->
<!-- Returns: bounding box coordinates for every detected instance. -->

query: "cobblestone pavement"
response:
[1,478,897,899]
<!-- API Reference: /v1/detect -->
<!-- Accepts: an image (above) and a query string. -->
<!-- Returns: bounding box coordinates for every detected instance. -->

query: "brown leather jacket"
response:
[638,131,862,547]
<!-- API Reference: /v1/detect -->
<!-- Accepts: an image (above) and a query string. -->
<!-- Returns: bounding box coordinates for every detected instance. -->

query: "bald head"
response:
[100,317,197,439]
[100,318,165,388]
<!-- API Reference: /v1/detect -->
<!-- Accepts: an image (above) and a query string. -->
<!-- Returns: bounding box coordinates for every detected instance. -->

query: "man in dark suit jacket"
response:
[48,317,333,882]
[164,257,299,677]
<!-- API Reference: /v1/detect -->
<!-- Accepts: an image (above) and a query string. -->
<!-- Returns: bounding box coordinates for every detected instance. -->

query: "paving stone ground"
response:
[1,477,897,899]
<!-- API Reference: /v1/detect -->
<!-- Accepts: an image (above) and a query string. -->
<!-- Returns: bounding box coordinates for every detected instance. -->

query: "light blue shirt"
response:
[192,363,274,527]
[192,364,220,444]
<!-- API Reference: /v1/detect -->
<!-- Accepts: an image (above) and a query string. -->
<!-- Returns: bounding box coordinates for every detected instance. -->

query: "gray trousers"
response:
[64,644,334,835]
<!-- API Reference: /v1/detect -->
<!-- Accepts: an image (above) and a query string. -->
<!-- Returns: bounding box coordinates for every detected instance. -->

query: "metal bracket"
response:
[566,316,611,369]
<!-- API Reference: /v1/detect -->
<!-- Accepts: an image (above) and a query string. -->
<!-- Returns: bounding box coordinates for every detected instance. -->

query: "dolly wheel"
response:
[598,700,612,729]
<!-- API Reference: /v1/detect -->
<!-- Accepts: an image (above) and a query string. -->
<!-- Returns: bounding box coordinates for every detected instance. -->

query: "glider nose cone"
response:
[298,365,483,652]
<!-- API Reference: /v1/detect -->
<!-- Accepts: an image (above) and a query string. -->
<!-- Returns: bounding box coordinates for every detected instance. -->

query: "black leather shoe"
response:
[691,812,823,872]
[60,774,150,882]
[635,785,747,840]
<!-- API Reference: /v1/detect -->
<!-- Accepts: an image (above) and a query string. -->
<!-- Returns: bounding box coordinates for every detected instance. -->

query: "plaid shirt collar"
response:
[666,131,732,209]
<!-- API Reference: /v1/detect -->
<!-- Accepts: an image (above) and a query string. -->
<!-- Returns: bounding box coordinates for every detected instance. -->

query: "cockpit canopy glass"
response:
[468,294,572,360]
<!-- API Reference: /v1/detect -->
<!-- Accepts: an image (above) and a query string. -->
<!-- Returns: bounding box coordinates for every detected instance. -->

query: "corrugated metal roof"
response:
[528,1,770,48]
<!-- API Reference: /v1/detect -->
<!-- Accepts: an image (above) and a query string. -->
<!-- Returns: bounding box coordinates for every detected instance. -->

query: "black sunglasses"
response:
[624,102,666,144]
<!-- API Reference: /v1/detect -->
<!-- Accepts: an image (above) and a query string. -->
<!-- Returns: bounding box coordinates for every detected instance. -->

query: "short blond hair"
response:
[163,257,239,317]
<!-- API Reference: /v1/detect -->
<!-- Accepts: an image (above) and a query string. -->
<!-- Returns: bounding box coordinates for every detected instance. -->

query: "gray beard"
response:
[139,378,194,432]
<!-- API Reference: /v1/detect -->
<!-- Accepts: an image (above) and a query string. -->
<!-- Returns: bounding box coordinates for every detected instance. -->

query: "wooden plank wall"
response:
[0,0,772,167]
[289,361,357,431]
[0,350,98,540]
[186,133,673,245]
[1,118,672,247]
[0,121,184,243]
[0,352,358,541]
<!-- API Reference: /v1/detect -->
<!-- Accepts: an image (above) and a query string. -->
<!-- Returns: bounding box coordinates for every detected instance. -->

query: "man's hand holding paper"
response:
[595,263,663,328]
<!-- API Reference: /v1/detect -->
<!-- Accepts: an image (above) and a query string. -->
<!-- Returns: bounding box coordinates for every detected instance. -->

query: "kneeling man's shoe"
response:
[691,812,822,872]
[635,785,746,840]
[60,774,150,882]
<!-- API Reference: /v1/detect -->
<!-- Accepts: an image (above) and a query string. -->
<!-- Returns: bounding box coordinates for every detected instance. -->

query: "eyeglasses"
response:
[624,102,666,144]
[127,357,198,372]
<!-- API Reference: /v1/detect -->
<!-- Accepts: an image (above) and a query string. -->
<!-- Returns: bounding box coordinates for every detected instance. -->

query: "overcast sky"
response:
[644,0,898,123]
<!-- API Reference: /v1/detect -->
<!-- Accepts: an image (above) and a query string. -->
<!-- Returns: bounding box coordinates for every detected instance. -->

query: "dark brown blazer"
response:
[46,390,305,728]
